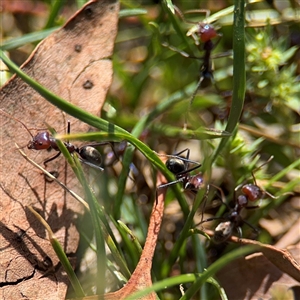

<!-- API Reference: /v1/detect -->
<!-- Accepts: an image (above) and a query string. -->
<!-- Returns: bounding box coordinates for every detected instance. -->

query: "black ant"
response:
[157,148,204,194]
[1,109,113,171]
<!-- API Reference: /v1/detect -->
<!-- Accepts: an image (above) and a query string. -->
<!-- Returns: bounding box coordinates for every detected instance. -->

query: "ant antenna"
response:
[183,78,205,130]
[173,5,188,23]
[0,109,34,138]
[251,155,274,184]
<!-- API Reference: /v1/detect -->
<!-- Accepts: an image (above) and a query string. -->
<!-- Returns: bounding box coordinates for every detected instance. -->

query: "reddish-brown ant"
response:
[1,109,113,171]
[26,121,113,170]
[157,148,204,194]
[198,185,262,244]
[198,159,277,243]
[170,6,222,102]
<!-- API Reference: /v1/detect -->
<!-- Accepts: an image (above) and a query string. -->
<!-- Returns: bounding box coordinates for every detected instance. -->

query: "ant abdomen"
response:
[213,221,234,244]
[78,146,102,166]
[165,158,186,175]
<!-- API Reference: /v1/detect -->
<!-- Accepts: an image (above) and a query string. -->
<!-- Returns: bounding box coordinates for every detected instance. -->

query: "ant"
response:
[212,185,262,243]
[1,109,114,171]
[198,185,262,244]
[168,6,222,105]
[198,161,277,243]
[157,148,204,194]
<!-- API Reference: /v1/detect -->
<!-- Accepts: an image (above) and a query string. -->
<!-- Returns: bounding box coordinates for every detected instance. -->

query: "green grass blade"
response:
[161,187,208,278]
[126,243,257,300]
[1,28,59,51]
[28,206,85,297]
[211,0,246,163]
[180,245,259,299]
[44,0,65,29]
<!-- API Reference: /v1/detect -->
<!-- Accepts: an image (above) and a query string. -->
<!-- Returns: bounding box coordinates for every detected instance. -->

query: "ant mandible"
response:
[1,109,113,171]
[157,148,204,194]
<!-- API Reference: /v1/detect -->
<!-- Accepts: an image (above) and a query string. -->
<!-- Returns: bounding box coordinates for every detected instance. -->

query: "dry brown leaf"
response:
[216,244,300,300]
[103,172,167,300]
[71,166,168,300]
[0,0,119,299]
[274,218,300,249]
[204,230,300,299]
[229,236,300,283]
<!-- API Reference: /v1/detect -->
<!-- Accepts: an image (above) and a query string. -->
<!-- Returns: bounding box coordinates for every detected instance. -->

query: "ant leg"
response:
[250,155,274,185]
[252,156,274,174]
[236,226,243,240]
[156,177,185,205]
[210,34,223,50]
[156,149,200,166]
[243,220,259,238]
[162,42,202,59]
[173,148,190,159]
[172,148,202,171]
[200,184,210,222]
[195,216,226,227]
[43,151,61,166]
[78,158,104,171]
[189,76,203,107]
[174,6,210,25]
[177,163,201,176]
[67,120,71,135]
[184,9,211,20]
[209,184,230,209]
[157,177,184,190]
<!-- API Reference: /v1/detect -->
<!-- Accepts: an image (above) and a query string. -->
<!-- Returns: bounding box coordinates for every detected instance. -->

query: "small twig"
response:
[16,143,89,210]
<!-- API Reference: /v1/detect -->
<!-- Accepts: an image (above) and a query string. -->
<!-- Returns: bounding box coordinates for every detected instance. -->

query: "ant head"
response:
[241,184,262,202]
[198,23,218,42]
[165,157,187,175]
[27,132,51,150]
